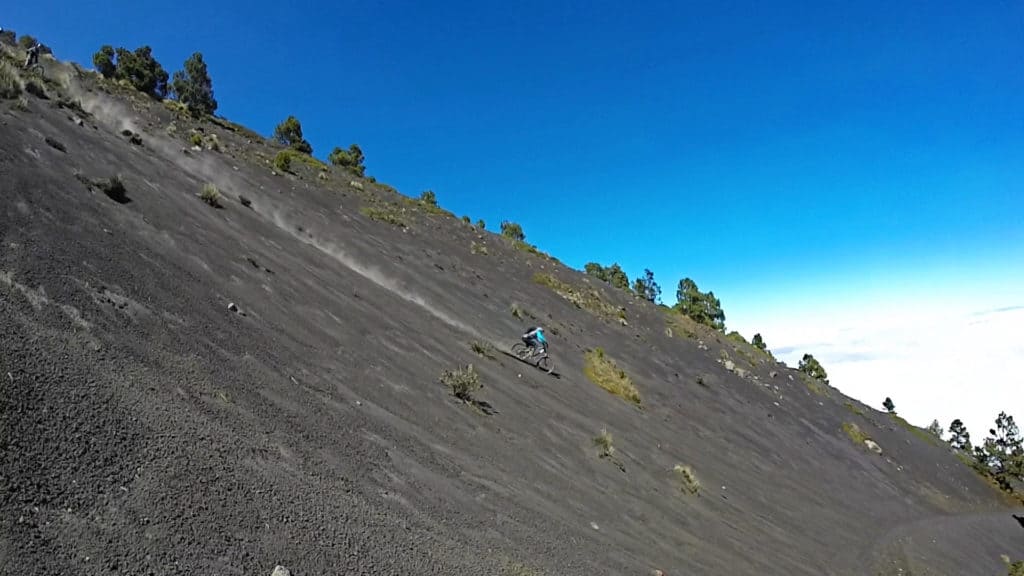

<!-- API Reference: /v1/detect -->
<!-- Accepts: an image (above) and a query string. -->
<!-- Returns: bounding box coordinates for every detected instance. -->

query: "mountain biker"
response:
[23,42,41,69]
[521,326,547,355]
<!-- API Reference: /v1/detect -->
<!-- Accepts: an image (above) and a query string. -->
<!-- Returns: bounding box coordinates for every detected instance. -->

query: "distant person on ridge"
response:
[24,42,41,69]
[521,326,547,356]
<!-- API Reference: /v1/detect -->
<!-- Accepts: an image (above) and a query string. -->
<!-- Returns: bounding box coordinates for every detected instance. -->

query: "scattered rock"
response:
[769,370,778,379]
[589,521,600,530]
[350,180,364,190]
[270,567,291,576]
[865,440,883,454]
[239,195,253,208]
[73,116,84,127]
[227,302,239,313]
[44,137,66,153]
[128,133,143,146]
[121,129,133,137]
[723,360,736,372]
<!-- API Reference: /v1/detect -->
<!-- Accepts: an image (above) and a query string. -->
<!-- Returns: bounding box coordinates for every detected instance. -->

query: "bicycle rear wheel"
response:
[536,355,553,374]
[511,342,529,359]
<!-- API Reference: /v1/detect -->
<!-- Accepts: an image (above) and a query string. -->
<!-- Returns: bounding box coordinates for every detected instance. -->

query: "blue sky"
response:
[5,1,1023,430]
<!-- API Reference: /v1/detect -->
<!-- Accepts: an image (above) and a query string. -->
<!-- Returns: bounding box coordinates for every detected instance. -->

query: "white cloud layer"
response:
[740,299,1024,440]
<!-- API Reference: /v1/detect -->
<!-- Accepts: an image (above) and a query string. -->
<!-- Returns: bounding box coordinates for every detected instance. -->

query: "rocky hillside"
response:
[2,45,1023,576]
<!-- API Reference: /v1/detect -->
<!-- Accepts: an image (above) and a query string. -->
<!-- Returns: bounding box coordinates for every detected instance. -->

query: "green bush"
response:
[171,52,217,116]
[200,183,222,208]
[633,269,661,302]
[500,220,525,242]
[470,340,496,359]
[273,115,312,154]
[798,353,829,384]
[461,215,471,224]
[583,348,640,405]
[92,45,116,78]
[360,204,408,228]
[674,277,725,331]
[0,63,21,99]
[752,333,767,351]
[476,219,485,229]
[584,262,630,291]
[0,29,15,46]
[189,132,203,147]
[105,46,169,98]
[328,143,366,176]
[273,150,292,172]
[420,190,437,205]
[442,364,481,401]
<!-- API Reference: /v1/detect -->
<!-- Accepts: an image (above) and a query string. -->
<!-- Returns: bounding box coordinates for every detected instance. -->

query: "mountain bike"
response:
[511,342,554,374]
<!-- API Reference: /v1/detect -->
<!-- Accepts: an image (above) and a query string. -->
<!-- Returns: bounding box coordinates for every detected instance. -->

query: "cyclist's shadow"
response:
[500,350,561,379]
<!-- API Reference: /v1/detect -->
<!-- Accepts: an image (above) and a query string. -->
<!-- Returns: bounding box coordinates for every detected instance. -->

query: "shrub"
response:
[533,273,625,323]
[0,63,22,99]
[329,144,365,176]
[171,52,217,116]
[470,340,496,359]
[842,422,870,446]
[674,277,725,331]
[461,215,471,224]
[0,29,15,46]
[92,45,116,78]
[273,150,292,172]
[114,46,169,98]
[500,220,525,242]
[189,132,203,147]
[926,419,944,439]
[752,333,767,351]
[441,364,481,401]
[476,219,485,229]
[633,269,661,303]
[948,419,972,451]
[98,175,128,203]
[510,302,526,319]
[200,183,222,208]
[674,464,701,495]
[359,204,407,228]
[585,262,630,291]
[593,429,615,458]
[273,115,312,154]
[798,353,829,384]
[420,190,437,206]
[583,348,640,405]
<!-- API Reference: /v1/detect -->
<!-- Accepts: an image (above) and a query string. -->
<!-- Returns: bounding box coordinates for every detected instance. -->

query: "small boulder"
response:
[350,180,364,190]
[723,360,736,372]
[769,370,778,379]
[270,567,291,576]
[227,302,239,313]
[864,440,883,454]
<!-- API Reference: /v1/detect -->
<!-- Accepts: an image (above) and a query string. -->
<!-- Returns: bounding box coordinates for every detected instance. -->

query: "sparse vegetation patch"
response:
[0,62,22,99]
[674,464,701,495]
[470,340,496,360]
[583,348,641,406]
[533,273,625,323]
[842,422,871,446]
[200,183,222,208]
[442,364,481,402]
[593,428,615,458]
[360,203,409,228]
